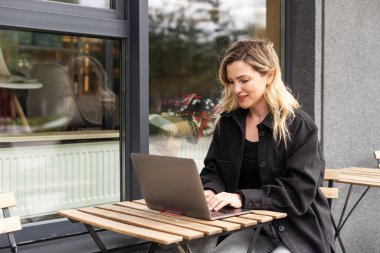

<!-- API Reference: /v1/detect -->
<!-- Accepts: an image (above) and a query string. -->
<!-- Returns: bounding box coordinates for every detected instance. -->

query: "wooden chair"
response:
[374,150,380,168]
[0,193,22,253]
[322,168,346,252]
[323,168,341,206]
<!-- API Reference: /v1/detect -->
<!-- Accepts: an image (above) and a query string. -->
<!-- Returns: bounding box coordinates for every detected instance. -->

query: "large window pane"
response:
[0,29,120,221]
[149,0,282,170]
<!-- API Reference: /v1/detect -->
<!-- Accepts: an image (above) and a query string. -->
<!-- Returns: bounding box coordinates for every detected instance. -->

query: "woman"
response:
[200,38,334,253]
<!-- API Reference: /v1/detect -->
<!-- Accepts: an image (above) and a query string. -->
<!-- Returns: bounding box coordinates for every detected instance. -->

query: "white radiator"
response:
[0,141,120,219]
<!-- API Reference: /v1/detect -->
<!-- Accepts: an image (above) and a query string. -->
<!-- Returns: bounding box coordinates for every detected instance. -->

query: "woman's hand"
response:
[204,190,215,204]
[206,191,242,211]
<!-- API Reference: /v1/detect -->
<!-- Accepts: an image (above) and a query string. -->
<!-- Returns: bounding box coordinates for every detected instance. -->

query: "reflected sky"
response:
[149,0,266,42]
[149,0,266,29]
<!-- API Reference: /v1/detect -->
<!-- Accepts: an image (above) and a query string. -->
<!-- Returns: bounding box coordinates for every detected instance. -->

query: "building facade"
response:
[0,1,379,252]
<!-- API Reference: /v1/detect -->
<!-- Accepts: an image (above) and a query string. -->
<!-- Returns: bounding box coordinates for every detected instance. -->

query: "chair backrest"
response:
[324,168,341,181]
[319,187,339,199]
[27,63,95,129]
[0,192,22,235]
[374,150,380,168]
[322,168,340,205]
[28,63,77,120]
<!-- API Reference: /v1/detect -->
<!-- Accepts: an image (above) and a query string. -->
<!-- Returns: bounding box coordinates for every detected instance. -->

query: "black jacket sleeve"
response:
[200,124,226,194]
[239,118,325,216]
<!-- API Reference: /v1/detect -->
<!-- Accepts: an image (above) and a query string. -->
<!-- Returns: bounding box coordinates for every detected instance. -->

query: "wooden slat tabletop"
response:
[251,210,287,219]
[58,209,183,245]
[58,201,288,246]
[222,217,257,227]
[239,213,273,223]
[336,167,380,187]
[79,207,204,240]
[117,201,241,231]
[97,204,222,235]
[343,167,380,174]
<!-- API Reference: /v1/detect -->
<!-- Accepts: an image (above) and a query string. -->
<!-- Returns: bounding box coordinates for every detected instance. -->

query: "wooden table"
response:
[58,200,287,253]
[0,81,42,133]
[329,167,380,253]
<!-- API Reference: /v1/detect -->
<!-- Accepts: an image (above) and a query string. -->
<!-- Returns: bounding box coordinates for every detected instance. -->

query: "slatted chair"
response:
[323,168,346,252]
[323,168,341,206]
[0,193,22,253]
[374,150,380,168]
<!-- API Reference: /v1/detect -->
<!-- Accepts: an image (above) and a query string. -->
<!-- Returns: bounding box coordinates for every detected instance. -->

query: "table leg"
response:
[337,186,370,233]
[12,94,31,133]
[334,184,371,253]
[84,224,107,253]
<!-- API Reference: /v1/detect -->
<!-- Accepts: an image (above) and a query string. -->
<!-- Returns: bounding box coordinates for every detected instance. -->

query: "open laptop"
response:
[130,153,252,220]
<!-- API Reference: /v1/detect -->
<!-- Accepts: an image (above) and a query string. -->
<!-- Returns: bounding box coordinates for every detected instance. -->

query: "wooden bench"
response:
[0,193,22,253]
[58,200,287,253]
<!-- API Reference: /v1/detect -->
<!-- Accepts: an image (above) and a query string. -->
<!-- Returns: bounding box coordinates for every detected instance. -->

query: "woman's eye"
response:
[241,80,248,83]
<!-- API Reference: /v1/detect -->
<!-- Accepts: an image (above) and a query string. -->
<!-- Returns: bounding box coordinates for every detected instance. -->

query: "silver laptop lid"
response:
[130,153,212,220]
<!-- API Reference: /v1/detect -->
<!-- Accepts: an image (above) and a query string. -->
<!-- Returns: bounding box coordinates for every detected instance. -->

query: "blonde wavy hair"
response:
[218,38,300,146]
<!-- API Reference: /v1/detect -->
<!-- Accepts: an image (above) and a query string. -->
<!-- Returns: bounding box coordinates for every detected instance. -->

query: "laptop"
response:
[130,153,252,220]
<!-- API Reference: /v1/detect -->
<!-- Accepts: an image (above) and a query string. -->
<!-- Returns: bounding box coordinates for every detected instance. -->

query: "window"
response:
[0,0,145,247]
[148,0,283,170]
[0,29,120,221]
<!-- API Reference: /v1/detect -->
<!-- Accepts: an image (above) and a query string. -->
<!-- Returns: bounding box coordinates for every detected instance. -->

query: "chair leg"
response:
[148,243,158,253]
[3,208,18,253]
[246,224,263,253]
[8,232,17,253]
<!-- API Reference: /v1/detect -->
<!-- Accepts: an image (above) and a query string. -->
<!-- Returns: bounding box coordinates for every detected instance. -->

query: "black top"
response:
[238,139,261,189]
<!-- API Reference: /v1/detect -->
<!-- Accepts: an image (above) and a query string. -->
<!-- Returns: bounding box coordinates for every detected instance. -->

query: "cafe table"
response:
[330,167,380,253]
[0,81,42,133]
[59,199,287,253]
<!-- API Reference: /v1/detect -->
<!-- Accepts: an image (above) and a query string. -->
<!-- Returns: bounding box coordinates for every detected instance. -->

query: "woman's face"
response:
[226,60,270,110]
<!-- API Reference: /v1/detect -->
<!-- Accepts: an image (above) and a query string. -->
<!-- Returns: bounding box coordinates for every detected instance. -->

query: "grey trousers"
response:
[214,229,291,253]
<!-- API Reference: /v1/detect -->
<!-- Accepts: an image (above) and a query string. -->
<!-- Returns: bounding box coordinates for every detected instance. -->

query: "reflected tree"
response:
[149,0,257,113]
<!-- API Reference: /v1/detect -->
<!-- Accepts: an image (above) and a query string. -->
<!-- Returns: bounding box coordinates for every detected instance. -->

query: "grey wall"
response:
[297,1,380,252]
[322,1,380,252]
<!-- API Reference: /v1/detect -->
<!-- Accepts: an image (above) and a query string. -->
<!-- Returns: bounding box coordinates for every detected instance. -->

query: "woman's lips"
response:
[238,95,248,102]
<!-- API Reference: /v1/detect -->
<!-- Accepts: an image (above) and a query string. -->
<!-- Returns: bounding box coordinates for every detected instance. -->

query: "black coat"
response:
[200,108,335,253]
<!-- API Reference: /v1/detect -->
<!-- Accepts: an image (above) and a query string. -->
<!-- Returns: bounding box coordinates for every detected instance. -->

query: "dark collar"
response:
[221,108,274,129]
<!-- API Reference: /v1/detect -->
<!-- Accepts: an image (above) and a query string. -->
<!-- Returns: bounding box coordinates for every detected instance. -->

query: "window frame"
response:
[0,0,128,38]
[0,0,148,248]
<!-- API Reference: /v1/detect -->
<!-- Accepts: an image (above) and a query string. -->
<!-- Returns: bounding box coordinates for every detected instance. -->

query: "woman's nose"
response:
[233,83,242,94]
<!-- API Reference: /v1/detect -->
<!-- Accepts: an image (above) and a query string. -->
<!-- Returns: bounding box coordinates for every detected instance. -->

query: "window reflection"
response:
[0,30,120,135]
[0,29,120,220]
[149,0,280,170]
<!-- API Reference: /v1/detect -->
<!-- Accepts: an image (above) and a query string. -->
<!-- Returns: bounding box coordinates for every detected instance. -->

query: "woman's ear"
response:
[266,69,275,84]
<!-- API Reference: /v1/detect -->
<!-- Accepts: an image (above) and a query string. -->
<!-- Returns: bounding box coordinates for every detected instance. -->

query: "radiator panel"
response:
[0,141,120,219]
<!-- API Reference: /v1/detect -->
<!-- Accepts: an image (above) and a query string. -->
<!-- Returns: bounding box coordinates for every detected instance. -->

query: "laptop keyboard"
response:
[210,207,237,218]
